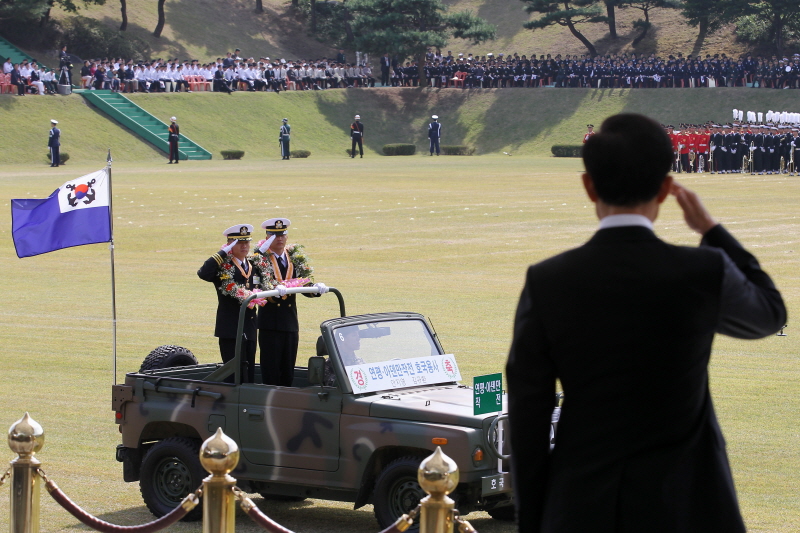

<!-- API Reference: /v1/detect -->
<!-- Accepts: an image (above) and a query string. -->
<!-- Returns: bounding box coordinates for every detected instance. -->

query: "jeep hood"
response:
[366,386,496,428]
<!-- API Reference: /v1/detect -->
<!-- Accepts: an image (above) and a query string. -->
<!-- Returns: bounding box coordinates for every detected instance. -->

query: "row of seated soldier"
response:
[6,50,798,95]
[1,59,60,95]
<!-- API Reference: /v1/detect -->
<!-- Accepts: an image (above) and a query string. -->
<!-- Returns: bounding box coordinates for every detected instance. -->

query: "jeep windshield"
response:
[332,319,462,394]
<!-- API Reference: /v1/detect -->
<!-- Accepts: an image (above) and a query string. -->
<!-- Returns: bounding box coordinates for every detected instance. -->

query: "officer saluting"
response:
[254,217,328,386]
[48,119,61,167]
[198,224,271,383]
[279,118,291,160]
[428,114,442,156]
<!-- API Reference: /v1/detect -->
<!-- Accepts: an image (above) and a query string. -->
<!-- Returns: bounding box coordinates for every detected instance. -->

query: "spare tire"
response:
[139,345,198,372]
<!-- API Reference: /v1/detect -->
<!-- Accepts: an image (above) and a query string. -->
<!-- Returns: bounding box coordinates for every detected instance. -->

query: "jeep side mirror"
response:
[308,356,325,386]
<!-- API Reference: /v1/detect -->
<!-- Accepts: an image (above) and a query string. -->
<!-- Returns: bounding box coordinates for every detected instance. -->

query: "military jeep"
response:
[112,286,516,528]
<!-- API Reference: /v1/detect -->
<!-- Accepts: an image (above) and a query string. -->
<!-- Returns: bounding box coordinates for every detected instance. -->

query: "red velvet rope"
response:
[242,503,297,533]
[45,479,196,533]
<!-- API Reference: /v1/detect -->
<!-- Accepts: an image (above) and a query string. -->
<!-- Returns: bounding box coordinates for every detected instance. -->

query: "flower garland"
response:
[218,257,273,308]
[254,243,315,286]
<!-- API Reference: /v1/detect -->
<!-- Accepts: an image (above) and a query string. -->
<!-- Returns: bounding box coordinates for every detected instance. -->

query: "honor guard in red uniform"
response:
[666,125,679,172]
[583,124,595,143]
[677,125,692,173]
[693,125,710,172]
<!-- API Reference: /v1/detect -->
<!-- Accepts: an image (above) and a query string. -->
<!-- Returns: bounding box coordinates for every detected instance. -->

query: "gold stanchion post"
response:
[8,413,44,533]
[200,428,239,533]
[417,446,459,533]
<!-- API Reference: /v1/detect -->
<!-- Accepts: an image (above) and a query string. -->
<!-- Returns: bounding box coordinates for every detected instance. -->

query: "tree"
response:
[681,0,740,42]
[0,0,50,21]
[620,0,679,45]
[605,0,619,38]
[348,0,495,85]
[119,0,127,30]
[521,0,607,57]
[742,0,800,55]
[255,0,263,13]
[153,0,165,37]
[38,0,105,26]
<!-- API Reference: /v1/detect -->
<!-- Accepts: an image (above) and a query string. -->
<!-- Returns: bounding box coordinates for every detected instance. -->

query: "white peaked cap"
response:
[732,109,738,119]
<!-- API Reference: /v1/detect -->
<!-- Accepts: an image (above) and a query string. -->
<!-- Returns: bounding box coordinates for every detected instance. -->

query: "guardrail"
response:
[4,413,478,533]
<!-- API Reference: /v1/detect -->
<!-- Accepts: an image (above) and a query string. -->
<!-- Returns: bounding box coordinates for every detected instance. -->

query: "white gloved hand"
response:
[275,285,287,297]
[770,149,775,153]
[749,146,756,151]
[721,147,727,152]
[258,235,276,254]
[221,241,236,254]
[761,147,765,152]
[314,283,329,294]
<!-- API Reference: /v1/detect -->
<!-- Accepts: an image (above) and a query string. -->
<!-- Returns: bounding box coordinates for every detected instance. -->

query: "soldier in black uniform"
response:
[350,114,364,158]
[48,119,61,167]
[197,224,265,383]
[168,116,180,164]
[256,218,328,386]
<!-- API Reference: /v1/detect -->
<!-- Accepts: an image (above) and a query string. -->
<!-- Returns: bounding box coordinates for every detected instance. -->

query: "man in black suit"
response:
[198,224,266,383]
[256,218,328,386]
[380,53,391,86]
[507,113,786,533]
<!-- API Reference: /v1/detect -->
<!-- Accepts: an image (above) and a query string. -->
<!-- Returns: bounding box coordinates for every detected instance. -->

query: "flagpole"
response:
[107,149,118,385]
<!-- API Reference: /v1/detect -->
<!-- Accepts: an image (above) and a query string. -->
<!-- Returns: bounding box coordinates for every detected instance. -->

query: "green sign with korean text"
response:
[473,373,503,415]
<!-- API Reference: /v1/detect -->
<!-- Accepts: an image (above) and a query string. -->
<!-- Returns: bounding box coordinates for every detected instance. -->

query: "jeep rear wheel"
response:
[373,457,427,531]
[139,438,204,521]
[139,345,198,372]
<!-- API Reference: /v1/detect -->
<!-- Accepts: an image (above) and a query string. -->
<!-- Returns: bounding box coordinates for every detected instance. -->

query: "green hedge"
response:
[45,152,70,165]
[551,145,583,158]
[220,150,245,160]
[441,145,475,156]
[290,150,311,158]
[383,143,416,156]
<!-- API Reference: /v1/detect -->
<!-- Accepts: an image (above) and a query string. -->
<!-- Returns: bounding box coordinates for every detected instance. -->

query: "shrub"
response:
[45,152,69,164]
[60,16,151,62]
[383,143,416,156]
[551,145,583,158]
[441,145,475,156]
[290,150,311,158]
[220,150,245,160]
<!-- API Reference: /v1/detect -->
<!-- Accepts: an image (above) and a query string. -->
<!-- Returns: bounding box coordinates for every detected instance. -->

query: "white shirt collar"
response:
[598,214,654,231]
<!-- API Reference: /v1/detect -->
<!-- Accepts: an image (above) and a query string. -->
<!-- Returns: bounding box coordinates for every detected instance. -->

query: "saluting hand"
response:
[258,235,276,254]
[221,241,236,254]
[671,182,717,235]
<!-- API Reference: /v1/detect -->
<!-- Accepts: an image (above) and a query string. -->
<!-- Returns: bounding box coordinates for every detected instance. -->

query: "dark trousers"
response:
[219,338,256,383]
[351,136,363,157]
[680,153,691,173]
[169,139,179,162]
[429,137,440,155]
[50,146,60,166]
[259,329,299,386]
[381,68,390,86]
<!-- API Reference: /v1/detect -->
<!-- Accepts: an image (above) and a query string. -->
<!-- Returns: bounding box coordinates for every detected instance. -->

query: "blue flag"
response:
[11,169,112,258]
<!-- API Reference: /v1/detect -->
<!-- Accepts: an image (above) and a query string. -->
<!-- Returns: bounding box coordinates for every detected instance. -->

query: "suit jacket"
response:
[507,223,785,533]
[197,251,259,340]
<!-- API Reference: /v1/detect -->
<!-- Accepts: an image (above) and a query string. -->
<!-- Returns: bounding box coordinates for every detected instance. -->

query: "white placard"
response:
[345,355,461,394]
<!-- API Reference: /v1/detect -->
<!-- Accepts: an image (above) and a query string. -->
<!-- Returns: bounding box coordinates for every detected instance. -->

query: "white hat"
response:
[261,217,291,234]
[432,115,438,120]
[51,119,58,124]
[282,118,288,122]
[170,116,176,122]
[223,224,254,240]
[355,114,361,119]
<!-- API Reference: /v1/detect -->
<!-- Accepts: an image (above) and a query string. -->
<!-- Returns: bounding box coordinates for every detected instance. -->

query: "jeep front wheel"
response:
[373,456,427,531]
[139,438,204,521]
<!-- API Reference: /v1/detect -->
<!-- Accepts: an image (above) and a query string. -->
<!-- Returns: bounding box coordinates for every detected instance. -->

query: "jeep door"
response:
[238,384,342,471]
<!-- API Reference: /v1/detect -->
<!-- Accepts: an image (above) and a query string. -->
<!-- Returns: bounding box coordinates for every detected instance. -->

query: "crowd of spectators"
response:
[5,48,800,96]
[2,58,60,95]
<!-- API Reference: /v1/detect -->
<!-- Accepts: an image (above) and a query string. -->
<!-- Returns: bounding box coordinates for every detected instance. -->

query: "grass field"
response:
[0,155,798,532]
[3,88,800,166]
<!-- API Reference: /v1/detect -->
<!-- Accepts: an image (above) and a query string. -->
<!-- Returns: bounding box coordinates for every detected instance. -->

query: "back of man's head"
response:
[583,113,673,207]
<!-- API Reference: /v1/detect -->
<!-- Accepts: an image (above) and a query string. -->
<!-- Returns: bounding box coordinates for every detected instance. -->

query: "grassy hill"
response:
[2,87,799,165]
[33,0,752,67]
